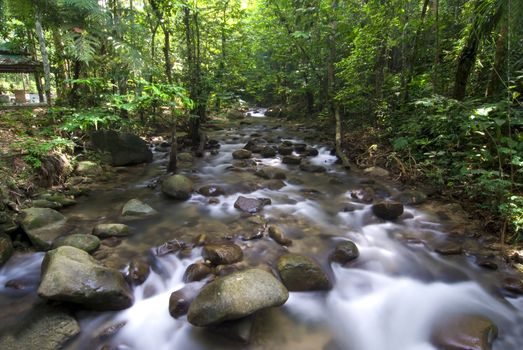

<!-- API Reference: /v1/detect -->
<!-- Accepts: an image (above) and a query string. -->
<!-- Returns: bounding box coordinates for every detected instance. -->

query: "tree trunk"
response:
[52,29,68,101]
[34,11,52,105]
[485,23,508,99]
[163,29,173,84]
[167,121,177,173]
[432,0,441,93]
[34,71,44,102]
[328,0,350,169]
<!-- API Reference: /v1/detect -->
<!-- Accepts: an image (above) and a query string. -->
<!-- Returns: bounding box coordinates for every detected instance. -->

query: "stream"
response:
[1,109,522,350]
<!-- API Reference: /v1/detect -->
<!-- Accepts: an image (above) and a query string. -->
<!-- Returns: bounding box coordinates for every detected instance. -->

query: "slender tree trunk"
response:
[168,120,177,173]
[403,0,430,103]
[328,0,350,169]
[486,23,508,98]
[432,0,440,93]
[34,72,44,102]
[52,29,68,101]
[34,11,52,105]
[163,29,173,84]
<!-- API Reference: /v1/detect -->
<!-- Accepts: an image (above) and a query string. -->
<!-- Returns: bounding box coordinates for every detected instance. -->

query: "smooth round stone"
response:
[52,234,100,253]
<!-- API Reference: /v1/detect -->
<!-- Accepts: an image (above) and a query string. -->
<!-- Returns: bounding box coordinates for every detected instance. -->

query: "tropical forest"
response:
[0,0,522,349]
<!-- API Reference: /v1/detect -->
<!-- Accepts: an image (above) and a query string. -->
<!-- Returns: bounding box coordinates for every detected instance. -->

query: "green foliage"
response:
[60,108,127,132]
[11,136,74,168]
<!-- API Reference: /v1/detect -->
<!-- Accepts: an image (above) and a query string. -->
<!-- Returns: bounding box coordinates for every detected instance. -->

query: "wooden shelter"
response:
[0,44,44,104]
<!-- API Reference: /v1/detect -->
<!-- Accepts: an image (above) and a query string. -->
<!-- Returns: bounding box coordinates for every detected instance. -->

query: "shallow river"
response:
[1,110,522,350]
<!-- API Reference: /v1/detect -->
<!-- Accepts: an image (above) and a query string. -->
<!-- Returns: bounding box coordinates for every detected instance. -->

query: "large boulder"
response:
[371,201,404,220]
[38,246,134,310]
[0,303,80,350]
[187,268,289,326]
[0,233,13,265]
[19,208,68,251]
[92,223,131,238]
[277,253,332,291]
[234,196,271,214]
[162,175,194,200]
[52,234,100,253]
[121,199,157,216]
[90,130,153,166]
[202,243,243,265]
[431,315,498,350]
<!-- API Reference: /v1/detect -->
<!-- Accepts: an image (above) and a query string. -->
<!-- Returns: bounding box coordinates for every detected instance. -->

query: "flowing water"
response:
[0,111,522,350]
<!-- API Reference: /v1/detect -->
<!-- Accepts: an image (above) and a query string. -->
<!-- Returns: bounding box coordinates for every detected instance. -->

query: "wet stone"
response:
[161,175,194,200]
[122,199,157,216]
[184,262,212,282]
[0,233,13,265]
[282,155,302,165]
[93,223,131,238]
[232,149,252,160]
[268,225,292,246]
[371,201,404,220]
[278,145,294,156]
[299,163,327,173]
[234,196,272,213]
[260,146,277,158]
[198,184,225,197]
[52,234,100,253]
[202,243,243,265]
[502,277,523,295]
[431,315,498,350]
[330,241,359,264]
[187,268,289,326]
[126,258,151,286]
[156,239,186,256]
[277,253,332,291]
[169,287,197,319]
[435,242,463,255]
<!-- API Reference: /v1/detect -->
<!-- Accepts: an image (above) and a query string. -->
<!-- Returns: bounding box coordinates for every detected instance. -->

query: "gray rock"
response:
[299,163,326,173]
[282,155,302,165]
[232,149,252,160]
[169,286,197,318]
[162,175,194,200]
[32,199,62,209]
[261,179,286,190]
[330,241,359,264]
[363,166,389,177]
[278,145,293,156]
[198,185,225,197]
[126,258,150,286]
[260,146,277,158]
[268,225,292,246]
[38,246,133,310]
[202,243,243,265]
[435,242,463,255]
[90,130,153,166]
[0,304,80,350]
[76,161,103,176]
[277,253,332,291]
[431,315,498,350]
[0,233,13,265]
[52,234,100,253]
[393,190,428,205]
[39,194,77,207]
[234,196,271,213]
[255,166,287,180]
[184,262,212,282]
[371,201,404,220]
[92,223,131,238]
[187,268,289,326]
[122,199,157,216]
[20,208,68,251]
